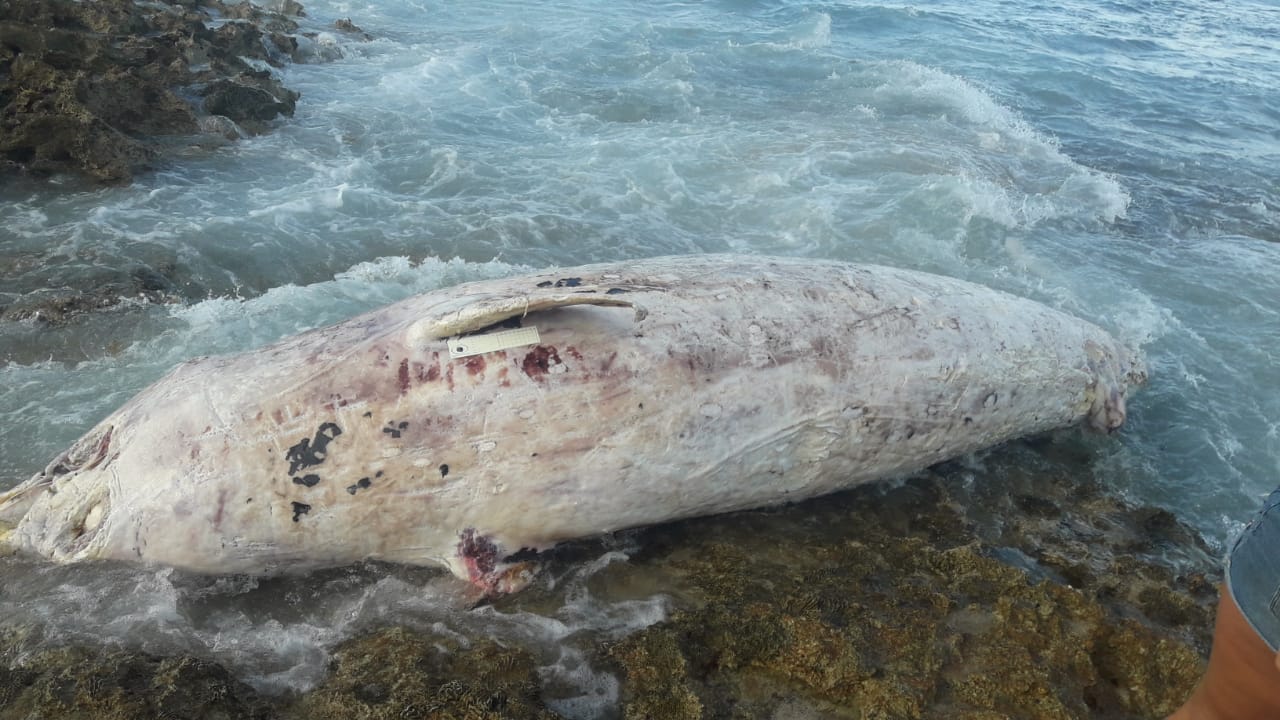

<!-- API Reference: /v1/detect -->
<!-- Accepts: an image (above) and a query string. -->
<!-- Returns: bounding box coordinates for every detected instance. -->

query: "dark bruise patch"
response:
[458,528,498,577]
[272,409,286,425]
[285,423,342,476]
[346,477,373,495]
[536,280,553,288]
[521,345,561,379]
[291,502,311,522]
[464,355,486,377]
[605,287,629,295]
[565,346,584,362]
[293,474,321,488]
[213,490,228,528]
[601,350,618,373]
[382,420,409,439]
[375,470,384,478]
[439,463,449,478]
[498,366,511,387]
[573,289,598,294]
[424,363,442,382]
[397,358,411,394]
[554,277,582,287]
[502,546,540,563]
[363,411,373,418]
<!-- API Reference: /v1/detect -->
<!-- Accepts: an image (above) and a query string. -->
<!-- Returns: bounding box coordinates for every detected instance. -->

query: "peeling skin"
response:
[0,255,1145,591]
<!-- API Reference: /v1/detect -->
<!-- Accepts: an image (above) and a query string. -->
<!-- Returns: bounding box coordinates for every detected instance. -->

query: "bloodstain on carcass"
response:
[397,359,411,394]
[521,345,562,379]
[498,367,510,387]
[416,354,442,383]
[323,396,351,412]
[565,346,584,362]
[600,351,618,373]
[457,528,498,580]
[464,355,486,377]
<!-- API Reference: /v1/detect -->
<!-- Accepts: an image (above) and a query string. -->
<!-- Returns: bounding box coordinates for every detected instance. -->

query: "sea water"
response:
[0,0,1276,711]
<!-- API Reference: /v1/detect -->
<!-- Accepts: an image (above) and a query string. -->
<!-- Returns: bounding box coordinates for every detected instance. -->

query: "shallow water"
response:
[0,0,1277,710]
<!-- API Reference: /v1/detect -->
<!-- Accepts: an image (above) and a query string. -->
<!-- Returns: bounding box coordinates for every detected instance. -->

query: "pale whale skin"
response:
[0,256,1145,592]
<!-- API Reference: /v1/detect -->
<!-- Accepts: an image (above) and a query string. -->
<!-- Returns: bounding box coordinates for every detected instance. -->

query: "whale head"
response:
[0,423,118,563]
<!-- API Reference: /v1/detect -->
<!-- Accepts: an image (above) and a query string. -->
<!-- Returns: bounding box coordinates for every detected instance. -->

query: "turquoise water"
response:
[0,0,1276,705]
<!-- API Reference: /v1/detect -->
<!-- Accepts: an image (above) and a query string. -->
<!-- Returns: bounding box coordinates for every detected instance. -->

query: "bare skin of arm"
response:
[1166,587,1280,720]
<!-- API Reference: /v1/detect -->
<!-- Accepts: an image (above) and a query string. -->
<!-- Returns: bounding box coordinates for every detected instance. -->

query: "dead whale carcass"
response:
[0,255,1145,593]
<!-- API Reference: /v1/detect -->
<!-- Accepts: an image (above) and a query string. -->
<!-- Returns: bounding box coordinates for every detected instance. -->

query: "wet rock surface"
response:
[291,627,562,720]
[0,442,1219,719]
[0,0,310,183]
[0,643,275,720]
[0,263,186,326]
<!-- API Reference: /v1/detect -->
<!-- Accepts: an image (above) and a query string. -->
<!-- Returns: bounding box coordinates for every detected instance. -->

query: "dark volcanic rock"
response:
[333,17,372,40]
[203,77,298,125]
[0,0,309,182]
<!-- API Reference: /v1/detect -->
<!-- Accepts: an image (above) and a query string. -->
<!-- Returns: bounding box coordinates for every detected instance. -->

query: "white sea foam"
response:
[0,543,669,713]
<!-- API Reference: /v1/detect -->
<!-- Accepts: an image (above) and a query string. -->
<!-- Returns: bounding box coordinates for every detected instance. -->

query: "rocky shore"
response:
[0,0,358,183]
[0,0,376,329]
[0,441,1220,719]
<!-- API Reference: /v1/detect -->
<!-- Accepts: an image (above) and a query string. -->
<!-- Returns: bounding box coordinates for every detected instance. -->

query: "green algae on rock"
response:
[288,626,561,720]
[0,644,274,720]
[600,446,1215,720]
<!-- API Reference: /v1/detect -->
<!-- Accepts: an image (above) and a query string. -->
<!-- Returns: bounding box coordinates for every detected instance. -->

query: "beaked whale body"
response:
[0,255,1145,593]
